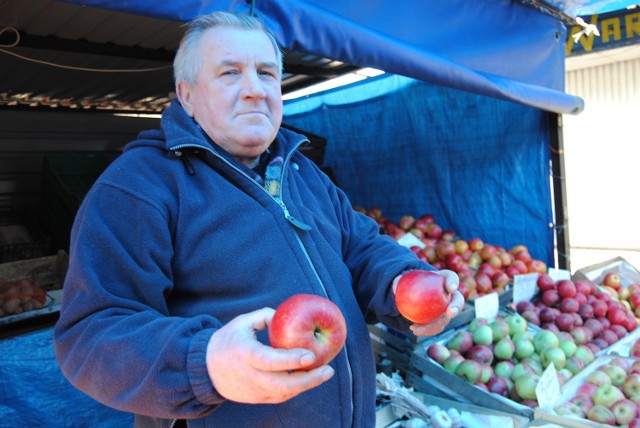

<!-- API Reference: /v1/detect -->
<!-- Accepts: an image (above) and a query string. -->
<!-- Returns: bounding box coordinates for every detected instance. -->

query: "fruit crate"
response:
[368,306,476,375]
[405,319,539,420]
[369,323,418,375]
[573,257,640,287]
[534,355,640,427]
[0,250,68,329]
[41,151,119,251]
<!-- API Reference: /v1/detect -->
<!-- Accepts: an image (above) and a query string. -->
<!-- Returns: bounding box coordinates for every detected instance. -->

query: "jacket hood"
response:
[123,99,309,155]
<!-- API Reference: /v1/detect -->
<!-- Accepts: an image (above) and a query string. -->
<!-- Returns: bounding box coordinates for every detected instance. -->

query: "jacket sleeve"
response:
[53,182,225,419]
[316,170,436,331]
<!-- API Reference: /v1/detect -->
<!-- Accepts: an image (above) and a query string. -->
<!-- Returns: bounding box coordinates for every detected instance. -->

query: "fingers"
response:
[243,306,276,331]
[410,314,450,336]
[447,290,465,318]
[391,274,402,294]
[248,365,336,404]
[206,308,336,404]
[437,269,460,293]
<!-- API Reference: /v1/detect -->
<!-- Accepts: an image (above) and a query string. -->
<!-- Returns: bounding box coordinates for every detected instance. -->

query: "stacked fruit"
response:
[354,207,547,300]
[515,274,638,354]
[597,270,640,318]
[425,313,594,407]
[552,357,640,426]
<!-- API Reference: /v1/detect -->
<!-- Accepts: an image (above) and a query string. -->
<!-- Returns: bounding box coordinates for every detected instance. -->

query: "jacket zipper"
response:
[171,142,355,424]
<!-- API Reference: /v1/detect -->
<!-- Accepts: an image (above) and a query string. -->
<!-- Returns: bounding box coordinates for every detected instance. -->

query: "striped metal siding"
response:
[566,58,640,106]
[563,55,640,271]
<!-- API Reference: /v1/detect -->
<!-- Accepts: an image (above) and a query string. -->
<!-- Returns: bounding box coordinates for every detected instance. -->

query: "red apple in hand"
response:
[269,294,347,370]
[395,270,452,324]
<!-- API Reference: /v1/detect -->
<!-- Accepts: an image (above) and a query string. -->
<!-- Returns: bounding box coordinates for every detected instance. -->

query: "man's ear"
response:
[176,81,194,117]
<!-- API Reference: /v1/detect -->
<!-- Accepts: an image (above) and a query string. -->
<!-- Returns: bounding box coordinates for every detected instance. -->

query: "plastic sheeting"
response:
[0,327,133,427]
[284,74,555,265]
[59,0,585,114]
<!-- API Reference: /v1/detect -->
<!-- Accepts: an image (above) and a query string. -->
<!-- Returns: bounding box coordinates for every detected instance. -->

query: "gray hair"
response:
[173,11,283,86]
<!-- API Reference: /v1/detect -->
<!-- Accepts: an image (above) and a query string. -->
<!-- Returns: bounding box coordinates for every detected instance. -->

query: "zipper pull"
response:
[280,202,312,231]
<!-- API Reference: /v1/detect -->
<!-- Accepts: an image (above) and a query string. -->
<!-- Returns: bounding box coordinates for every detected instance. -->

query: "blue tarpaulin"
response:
[0,327,133,427]
[284,73,555,265]
[55,0,592,114]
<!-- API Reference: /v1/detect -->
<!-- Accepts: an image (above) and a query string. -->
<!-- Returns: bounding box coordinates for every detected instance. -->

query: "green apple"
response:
[494,360,515,379]
[600,365,627,386]
[593,384,625,408]
[623,373,640,399]
[511,331,533,343]
[443,354,465,373]
[587,404,616,424]
[521,357,543,375]
[511,362,536,381]
[493,337,515,360]
[514,373,540,401]
[565,356,585,375]
[468,317,490,333]
[574,345,595,366]
[514,339,535,360]
[558,339,577,358]
[480,364,493,384]
[472,325,493,346]
[585,369,612,386]
[542,346,566,370]
[533,330,559,354]
[455,359,483,383]
[505,314,528,336]
[447,330,473,353]
[490,318,511,342]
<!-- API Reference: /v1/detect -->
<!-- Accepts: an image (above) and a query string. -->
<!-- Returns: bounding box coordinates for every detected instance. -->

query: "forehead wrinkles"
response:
[200,28,277,67]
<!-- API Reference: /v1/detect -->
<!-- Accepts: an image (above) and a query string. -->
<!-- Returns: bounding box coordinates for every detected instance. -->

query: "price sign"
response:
[536,363,560,409]
[548,268,571,282]
[474,292,499,319]
[397,233,425,249]
[512,273,539,304]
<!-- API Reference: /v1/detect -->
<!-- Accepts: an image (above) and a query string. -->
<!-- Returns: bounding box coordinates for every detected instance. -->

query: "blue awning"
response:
[58,0,634,114]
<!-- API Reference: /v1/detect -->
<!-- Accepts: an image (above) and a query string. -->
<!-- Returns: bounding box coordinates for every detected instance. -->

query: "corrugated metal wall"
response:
[566,58,640,106]
[563,53,640,271]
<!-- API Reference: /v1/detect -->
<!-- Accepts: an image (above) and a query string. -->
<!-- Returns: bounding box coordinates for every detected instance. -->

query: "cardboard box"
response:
[534,355,639,427]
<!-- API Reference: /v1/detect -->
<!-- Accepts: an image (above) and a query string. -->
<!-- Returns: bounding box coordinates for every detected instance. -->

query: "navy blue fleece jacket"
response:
[53,99,433,427]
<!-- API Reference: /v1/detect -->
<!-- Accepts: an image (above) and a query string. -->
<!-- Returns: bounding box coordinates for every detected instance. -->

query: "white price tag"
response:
[536,363,560,409]
[474,292,499,319]
[548,268,571,282]
[396,233,425,249]
[513,273,539,304]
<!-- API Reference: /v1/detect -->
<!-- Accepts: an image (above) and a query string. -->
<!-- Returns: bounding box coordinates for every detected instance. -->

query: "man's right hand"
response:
[205,307,335,404]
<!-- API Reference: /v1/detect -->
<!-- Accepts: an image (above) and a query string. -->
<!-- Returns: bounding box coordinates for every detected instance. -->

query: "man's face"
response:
[177,27,283,166]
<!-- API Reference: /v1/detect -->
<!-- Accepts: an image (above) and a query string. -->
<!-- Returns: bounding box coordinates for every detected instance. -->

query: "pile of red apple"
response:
[598,271,640,318]
[355,207,548,300]
[425,313,595,407]
[515,274,638,354]
[553,357,640,426]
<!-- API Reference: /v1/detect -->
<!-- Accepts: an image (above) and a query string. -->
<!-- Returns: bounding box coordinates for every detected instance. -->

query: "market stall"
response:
[2,0,639,426]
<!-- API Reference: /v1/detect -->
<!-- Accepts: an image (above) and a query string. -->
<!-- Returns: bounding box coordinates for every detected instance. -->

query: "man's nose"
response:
[241,72,267,98]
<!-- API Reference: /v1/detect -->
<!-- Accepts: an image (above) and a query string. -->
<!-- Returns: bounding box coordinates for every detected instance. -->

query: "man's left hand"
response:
[392,269,465,336]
